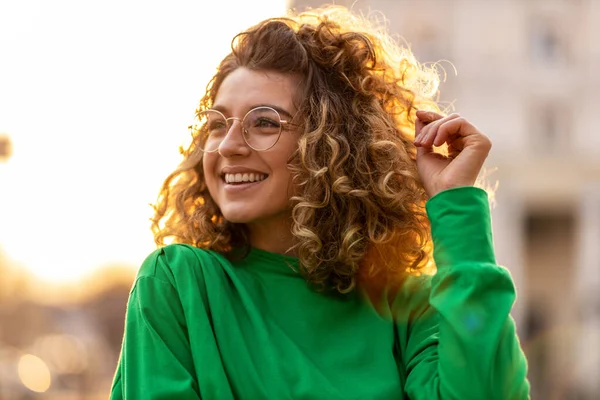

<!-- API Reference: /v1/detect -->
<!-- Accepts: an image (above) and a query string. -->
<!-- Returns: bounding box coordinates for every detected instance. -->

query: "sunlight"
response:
[0,0,289,283]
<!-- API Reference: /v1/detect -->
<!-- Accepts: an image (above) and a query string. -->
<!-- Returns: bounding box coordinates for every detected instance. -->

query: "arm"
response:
[395,187,530,400]
[110,249,201,400]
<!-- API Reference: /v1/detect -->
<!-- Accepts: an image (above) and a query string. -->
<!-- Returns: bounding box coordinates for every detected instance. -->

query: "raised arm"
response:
[394,187,530,400]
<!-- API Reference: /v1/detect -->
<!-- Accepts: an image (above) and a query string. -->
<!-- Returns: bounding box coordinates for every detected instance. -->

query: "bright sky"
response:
[0,0,289,283]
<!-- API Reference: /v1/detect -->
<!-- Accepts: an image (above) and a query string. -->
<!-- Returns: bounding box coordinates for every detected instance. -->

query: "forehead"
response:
[213,68,298,113]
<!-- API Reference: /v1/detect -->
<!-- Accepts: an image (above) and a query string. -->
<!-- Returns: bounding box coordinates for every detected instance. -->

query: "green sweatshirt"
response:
[110,187,530,399]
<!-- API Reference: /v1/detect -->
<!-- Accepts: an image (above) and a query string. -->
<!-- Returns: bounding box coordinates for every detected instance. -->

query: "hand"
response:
[414,110,492,198]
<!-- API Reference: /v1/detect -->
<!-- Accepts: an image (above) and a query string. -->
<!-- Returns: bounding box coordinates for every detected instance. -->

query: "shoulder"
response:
[130,244,235,313]
[136,244,229,287]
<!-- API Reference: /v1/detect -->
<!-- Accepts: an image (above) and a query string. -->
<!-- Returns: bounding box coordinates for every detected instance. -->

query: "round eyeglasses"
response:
[189,106,297,152]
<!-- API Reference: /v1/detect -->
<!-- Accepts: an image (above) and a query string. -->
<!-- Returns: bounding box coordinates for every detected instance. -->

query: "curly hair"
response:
[152,6,442,298]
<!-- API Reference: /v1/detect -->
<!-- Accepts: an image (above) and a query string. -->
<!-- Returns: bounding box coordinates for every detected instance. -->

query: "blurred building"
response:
[290,0,600,398]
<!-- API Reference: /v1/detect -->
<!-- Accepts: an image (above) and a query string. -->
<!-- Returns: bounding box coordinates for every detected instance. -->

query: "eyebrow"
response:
[212,104,295,120]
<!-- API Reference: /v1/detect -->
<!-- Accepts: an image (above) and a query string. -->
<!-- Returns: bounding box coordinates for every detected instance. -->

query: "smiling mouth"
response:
[223,172,268,184]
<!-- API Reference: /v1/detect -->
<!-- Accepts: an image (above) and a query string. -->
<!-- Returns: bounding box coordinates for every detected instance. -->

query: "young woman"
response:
[111,6,530,400]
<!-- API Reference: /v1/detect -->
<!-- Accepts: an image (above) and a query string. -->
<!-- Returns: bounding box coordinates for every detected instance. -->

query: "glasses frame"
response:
[190,106,297,152]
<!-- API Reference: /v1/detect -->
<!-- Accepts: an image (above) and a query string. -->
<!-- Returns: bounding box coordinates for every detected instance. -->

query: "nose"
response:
[217,119,251,157]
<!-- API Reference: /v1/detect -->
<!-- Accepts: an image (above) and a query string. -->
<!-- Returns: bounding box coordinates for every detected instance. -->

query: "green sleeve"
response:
[394,187,530,400]
[110,249,201,400]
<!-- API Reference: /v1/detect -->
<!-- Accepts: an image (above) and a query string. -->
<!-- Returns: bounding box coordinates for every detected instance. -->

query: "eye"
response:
[253,117,280,128]
[197,110,228,138]
[207,119,227,136]
[208,120,226,130]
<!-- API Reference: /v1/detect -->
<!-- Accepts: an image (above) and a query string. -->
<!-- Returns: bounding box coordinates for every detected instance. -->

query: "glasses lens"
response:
[243,107,282,150]
[192,110,227,152]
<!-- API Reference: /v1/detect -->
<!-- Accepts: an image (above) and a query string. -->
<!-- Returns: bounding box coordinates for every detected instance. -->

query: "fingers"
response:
[414,112,488,152]
[416,110,443,122]
[414,110,493,196]
[415,112,461,147]
[430,115,467,148]
[436,117,491,155]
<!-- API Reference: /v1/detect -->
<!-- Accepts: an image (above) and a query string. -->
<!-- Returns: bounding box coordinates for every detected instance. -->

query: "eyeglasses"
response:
[189,106,297,152]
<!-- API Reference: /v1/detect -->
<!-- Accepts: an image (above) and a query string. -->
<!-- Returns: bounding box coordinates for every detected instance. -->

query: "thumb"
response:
[415,116,426,138]
[415,110,443,138]
[416,144,433,159]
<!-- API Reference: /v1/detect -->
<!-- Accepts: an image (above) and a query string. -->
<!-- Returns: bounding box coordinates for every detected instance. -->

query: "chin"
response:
[220,208,259,224]
[223,215,254,224]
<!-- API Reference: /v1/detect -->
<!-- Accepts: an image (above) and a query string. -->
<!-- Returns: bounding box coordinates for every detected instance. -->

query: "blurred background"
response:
[0,0,598,399]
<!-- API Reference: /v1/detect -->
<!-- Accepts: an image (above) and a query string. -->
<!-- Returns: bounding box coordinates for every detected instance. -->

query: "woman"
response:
[111,6,530,400]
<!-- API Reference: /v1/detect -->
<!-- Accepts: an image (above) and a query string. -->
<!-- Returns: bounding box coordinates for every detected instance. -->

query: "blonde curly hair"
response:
[152,6,442,298]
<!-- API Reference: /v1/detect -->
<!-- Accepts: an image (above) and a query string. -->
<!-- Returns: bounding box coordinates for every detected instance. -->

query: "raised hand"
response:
[414,110,492,198]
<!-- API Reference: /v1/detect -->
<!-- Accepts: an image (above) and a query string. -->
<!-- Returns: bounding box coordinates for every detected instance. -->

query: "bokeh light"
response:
[17,354,51,393]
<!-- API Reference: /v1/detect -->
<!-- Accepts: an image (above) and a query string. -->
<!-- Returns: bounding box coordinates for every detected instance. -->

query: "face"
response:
[202,67,300,235]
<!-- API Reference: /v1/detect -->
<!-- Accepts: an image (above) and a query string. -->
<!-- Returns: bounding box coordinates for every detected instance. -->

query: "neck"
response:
[248,217,296,256]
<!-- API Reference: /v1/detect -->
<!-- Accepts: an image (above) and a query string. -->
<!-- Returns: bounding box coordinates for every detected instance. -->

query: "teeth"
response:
[224,173,267,184]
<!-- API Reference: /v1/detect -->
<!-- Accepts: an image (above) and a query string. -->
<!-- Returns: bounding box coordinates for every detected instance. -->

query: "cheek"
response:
[202,155,217,192]
[278,148,298,194]
[271,157,297,201]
